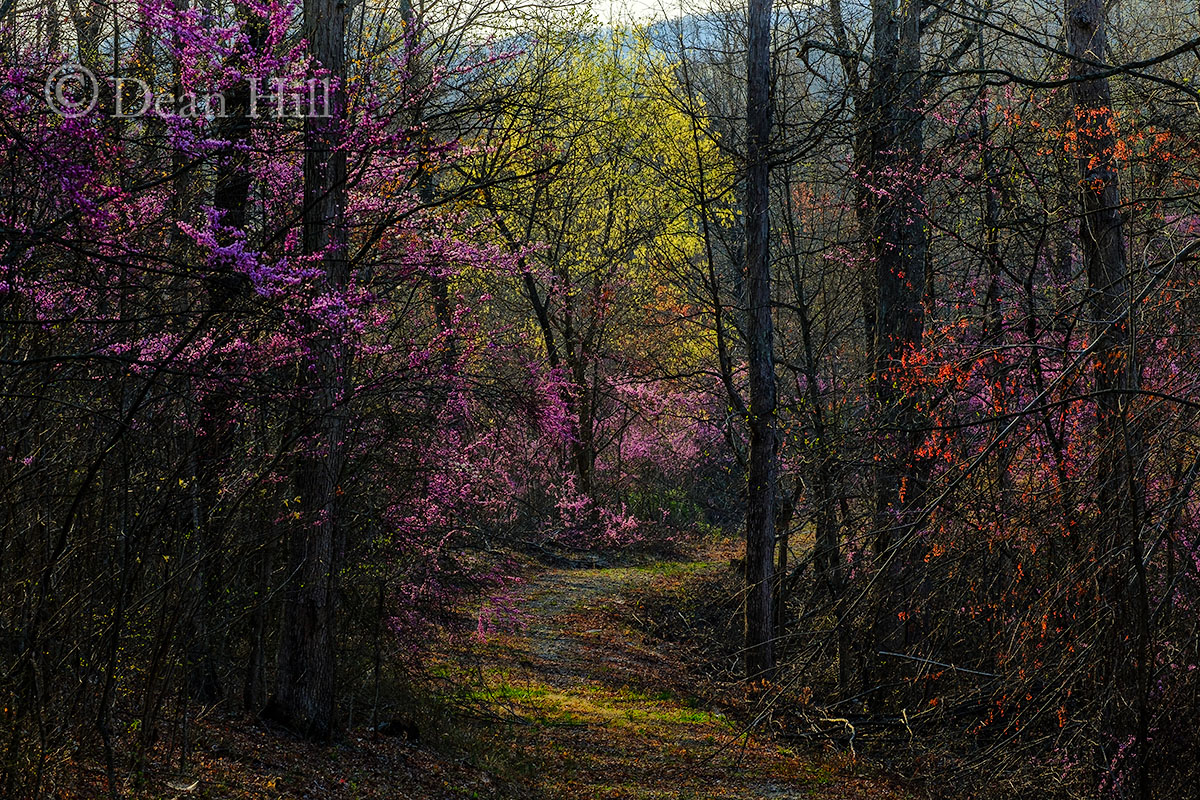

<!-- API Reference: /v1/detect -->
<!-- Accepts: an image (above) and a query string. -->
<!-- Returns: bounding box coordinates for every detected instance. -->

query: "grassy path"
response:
[455,562,907,800]
[131,559,910,799]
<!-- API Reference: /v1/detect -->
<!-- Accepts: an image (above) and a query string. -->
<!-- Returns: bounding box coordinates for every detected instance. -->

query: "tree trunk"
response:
[1065,2,1149,796]
[743,0,777,682]
[866,0,927,704]
[266,0,348,740]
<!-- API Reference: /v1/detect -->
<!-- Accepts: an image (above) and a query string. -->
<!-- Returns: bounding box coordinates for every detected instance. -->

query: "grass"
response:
[630,560,712,577]
[415,551,913,799]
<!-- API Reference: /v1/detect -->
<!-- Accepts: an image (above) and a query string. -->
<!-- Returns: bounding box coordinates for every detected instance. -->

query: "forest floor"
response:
[124,549,912,800]
[431,557,912,800]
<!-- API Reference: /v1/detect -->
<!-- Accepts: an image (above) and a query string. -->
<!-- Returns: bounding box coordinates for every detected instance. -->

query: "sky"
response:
[593,0,695,24]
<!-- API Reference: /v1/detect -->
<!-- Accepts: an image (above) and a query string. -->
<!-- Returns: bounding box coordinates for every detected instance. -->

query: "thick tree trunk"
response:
[267,0,348,740]
[866,0,927,704]
[744,0,777,681]
[1066,2,1149,796]
[186,12,266,707]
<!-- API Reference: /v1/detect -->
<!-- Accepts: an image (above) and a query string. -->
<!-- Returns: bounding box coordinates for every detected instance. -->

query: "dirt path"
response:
[462,562,907,800]
[157,560,908,800]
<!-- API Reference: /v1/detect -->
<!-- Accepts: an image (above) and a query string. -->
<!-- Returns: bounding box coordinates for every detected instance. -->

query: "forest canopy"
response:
[1,0,1199,798]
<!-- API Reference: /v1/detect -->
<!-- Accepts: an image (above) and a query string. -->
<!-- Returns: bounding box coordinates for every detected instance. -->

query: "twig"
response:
[877,650,999,679]
[817,717,856,755]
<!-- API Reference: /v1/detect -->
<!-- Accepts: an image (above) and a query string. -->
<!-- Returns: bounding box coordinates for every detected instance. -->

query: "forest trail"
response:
[146,558,911,800]
[459,560,908,800]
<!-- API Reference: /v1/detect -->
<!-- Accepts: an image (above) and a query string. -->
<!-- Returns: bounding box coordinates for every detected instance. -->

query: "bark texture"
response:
[1066,2,1149,796]
[744,0,777,681]
[267,0,349,740]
